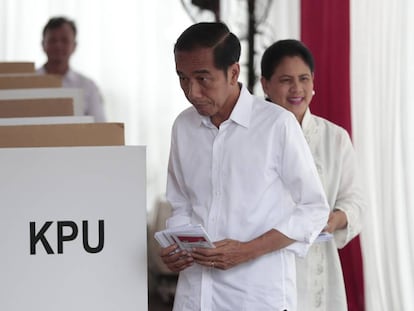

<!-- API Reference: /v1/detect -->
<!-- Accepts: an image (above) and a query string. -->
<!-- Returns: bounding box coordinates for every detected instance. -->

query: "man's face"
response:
[42,23,76,64]
[175,47,238,122]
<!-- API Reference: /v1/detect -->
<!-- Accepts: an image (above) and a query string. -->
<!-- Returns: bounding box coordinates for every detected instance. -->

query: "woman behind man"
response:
[260,39,365,311]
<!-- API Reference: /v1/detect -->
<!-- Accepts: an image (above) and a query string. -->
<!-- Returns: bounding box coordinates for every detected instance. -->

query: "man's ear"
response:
[229,63,240,85]
[260,76,269,95]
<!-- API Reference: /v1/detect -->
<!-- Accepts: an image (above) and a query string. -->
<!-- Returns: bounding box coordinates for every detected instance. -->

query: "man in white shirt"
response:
[159,22,330,311]
[37,16,106,122]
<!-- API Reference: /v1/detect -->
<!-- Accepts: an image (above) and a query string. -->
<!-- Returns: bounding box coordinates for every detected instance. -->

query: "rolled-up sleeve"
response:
[331,131,364,248]
[273,114,330,257]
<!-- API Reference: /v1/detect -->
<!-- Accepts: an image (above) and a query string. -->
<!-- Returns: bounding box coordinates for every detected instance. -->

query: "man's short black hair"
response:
[174,22,241,72]
[42,16,77,38]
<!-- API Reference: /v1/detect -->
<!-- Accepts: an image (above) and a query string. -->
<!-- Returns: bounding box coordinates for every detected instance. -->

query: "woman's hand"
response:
[324,210,348,233]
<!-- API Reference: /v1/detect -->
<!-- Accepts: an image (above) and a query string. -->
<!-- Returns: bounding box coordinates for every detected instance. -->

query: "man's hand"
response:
[159,244,194,272]
[191,239,248,270]
[191,229,296,270]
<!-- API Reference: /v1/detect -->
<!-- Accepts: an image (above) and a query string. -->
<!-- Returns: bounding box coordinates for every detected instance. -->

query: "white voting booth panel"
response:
[0,115,94,125]
[0,88,84,116]
[0,146,147,311]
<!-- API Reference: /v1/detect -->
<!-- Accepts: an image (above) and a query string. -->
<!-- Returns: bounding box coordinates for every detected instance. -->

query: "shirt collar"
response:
[301,107,312,130]
[64,68,76,82]
[38,65,74,82]
[199,83,253,128]
[228,84,252,128]
[301,107,318,136]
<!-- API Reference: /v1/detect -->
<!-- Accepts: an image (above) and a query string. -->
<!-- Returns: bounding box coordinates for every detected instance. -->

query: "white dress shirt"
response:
[166,85,329,311]
[37,66,106,122]
[295,108,365,311]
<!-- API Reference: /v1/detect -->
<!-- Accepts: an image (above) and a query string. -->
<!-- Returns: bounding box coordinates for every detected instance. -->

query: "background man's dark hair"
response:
[174,22,241,73]
[261,39,315,80]
[42,16,77,38]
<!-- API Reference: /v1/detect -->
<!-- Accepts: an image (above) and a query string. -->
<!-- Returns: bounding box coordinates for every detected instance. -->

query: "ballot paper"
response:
[315,232,333,243]
[154,224,215,250]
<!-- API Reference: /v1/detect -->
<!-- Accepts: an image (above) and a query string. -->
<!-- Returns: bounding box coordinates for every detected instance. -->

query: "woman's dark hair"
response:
[42,16,77,38]
[261,39,314,80]
[174,22,241,73]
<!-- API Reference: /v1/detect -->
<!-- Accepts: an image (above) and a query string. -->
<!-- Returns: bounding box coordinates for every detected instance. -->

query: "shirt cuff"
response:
[166,215,191,229]
[284,241,311,258]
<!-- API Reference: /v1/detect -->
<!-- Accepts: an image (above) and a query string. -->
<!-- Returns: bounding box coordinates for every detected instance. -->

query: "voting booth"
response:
[0,60,148,310]
[0,88,84,116]
[0,62,35,74]
[0,146,147,310]
[0,124,148,310]
[0,98,75,118]
[0,123,125,147]
[0,74,62,89]
[0,115,94,126]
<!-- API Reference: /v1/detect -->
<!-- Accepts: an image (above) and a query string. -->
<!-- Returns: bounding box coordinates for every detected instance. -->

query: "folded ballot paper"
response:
[315,232,333,243]
[155,224,215,251]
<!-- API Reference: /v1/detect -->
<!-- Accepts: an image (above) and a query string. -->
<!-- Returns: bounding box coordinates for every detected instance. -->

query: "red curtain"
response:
[300,1,365,310]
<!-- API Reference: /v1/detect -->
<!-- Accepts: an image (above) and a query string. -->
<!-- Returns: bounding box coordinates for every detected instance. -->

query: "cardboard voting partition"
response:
[0,88,84,115]
[0,146,147,311]
[0,74,62,89]
[0,62,35,74]
[0,123,124,147]
[0,116,94,125]
[0,98,74,117]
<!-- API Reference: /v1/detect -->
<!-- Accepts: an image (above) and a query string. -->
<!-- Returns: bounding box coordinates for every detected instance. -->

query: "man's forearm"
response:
[243,229,296,261]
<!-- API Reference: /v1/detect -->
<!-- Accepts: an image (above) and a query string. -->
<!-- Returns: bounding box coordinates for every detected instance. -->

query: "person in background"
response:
[159,22,330,311]
[37,16,106,122]
[261,39,365,311]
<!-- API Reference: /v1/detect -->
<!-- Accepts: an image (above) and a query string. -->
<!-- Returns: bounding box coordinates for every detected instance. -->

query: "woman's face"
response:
[261,56,314,124]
